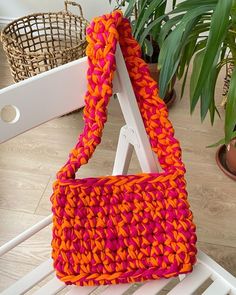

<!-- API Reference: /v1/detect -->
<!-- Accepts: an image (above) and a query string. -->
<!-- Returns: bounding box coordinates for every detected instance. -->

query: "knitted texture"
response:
[51,10,197,286]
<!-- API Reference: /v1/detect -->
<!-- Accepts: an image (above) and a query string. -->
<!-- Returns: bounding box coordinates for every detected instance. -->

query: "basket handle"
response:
[64,1,83,17]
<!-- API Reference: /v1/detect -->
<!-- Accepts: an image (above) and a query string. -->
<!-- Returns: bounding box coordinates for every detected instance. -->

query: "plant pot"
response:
[148,63,176,108]
[225,138,236,175]
[216,145,236,181]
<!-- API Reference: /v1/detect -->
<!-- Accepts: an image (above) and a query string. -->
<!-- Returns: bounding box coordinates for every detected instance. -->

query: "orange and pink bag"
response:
[51,10,197,286]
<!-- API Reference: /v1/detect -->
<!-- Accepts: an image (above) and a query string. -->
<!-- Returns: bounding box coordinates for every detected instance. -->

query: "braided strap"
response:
[56,11,184,181]
[51,10,197,286]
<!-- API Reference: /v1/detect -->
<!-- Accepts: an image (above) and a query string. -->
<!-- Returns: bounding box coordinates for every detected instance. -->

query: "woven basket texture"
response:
[1,1,89,82]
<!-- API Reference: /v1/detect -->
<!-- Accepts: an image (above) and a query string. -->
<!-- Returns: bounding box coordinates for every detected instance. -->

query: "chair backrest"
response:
[0,53,121,144]
[0,44,159,173]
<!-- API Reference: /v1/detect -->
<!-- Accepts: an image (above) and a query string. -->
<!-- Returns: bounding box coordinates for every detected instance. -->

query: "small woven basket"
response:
[1,1,89,82]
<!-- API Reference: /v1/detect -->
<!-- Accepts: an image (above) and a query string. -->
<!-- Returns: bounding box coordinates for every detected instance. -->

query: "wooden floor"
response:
[0,42,235,293]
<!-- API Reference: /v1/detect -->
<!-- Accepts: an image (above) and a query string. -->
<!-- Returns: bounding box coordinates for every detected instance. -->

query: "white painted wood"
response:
[0,58,86,143]
[198,250,236,294]
[167,264,212,295]
[1,259,54,295]
[99,284,131,295]
[0,0,114,22]
[115,45,160,174]
[0,214,52,256]
[65,286,99,295]
[0,57,120,144]
[113,125,134,175]
[202,279,230,295]
[132,279,173,295]
[178,274,186,281]
[33,277,66,295]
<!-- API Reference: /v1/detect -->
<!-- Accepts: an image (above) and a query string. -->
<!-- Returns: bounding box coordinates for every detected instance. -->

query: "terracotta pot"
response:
[225,138,236,175]
[148,63,176,107]
[215,145,236,181]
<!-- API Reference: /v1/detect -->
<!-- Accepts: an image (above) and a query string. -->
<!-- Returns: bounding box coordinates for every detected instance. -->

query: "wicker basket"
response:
[1,1,89,82]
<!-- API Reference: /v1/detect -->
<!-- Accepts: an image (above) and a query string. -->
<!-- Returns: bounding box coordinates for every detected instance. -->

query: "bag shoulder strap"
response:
[56,10,185,181]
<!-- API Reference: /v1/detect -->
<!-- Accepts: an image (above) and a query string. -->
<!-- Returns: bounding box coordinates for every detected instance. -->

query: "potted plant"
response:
[157,0,236,178]
[226,137,236,175]
[109,0,177,106]
[221,64,236,177]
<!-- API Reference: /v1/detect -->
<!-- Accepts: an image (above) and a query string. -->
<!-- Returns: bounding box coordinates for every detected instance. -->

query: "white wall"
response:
[166,0,183,12]
[0,0,114,23]
[0,0,182,25]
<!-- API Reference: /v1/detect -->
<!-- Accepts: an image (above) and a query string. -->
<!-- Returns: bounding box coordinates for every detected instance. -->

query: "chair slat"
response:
[133,278,173,295]
[167,264,212,295]
[198,250,236,288]
[0,59,88,143]
[202,279,230,295]
[1,259,54,295]
[0,56,120,144]
[0,214,52,256]
[65,286,100,295]
[100,283,132,295]
[33,277,66,295]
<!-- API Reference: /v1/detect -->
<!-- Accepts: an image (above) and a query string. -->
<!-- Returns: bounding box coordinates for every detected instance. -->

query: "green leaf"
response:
[143,38,153,57]
[207,131,236,148]
[177,18,208,81]
[124,0,137,18]
[158,14,183,47]
[187,22,211,40]
[134,0,164,38]
[191,0,232,113]
[171,0,217,14]
[180,64,190,99]
[158,28,183,98]
[194,38,208,53]
[220,41,228,61]
[141,0,148,9]
[158,5,215,98]
[190,49,205,106]
[227,28,236,60]
[209,98,216,125]
[139,15,165,46]
[177,35,198,79]
[172,0,177,9]
[200,49,221,122]
[216,107,221,119]
[231,0,236,27]
[151,1,167,40]
[225,66,236,143]
[206,137,226,148]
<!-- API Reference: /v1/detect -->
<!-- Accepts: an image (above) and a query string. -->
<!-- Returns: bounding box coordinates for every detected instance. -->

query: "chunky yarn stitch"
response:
[51,10,197,286]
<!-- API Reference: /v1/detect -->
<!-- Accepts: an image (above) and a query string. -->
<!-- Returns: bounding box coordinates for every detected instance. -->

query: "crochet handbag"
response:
[51,10,197,286]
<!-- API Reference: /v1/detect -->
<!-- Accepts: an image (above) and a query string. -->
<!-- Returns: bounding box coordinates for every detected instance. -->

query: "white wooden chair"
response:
[0,45,236,295]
